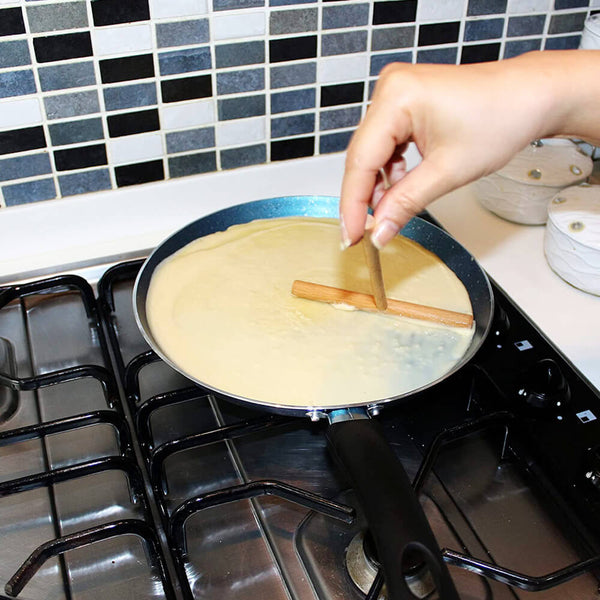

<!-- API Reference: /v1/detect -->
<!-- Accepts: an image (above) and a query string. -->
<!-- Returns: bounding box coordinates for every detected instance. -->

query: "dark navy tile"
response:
[460,42,500,63]
[0,152,52,182]
[503,38,542,58]
[544,34,581,49]
[373,0,417,25]
[270,35,317,62]
[38,61,96,91]
[156,19,209,48]
[100,54,155,83]
[107,108,160,137]
[0,40,31,68]
[371,26,415,50]
[168,151,217,177]
[0,126,46,155]
[217,68,264,95]
[271,113,315,138]
[270,8,318,34]
[44,90,100,119]
[54,143,107,171]
[0,70,36,98]
[320,106,361,130]
[159,47,212,76]
[270,62,316,88]
[218,94,266,120]
[48,117,104,146]
[220,144,266,169]
[166,127,215,154]
[323,4,369,29]
[507,15,546,37]
[91,0,150,26]
[555,0,589,8]
[419,21,460,46]
[417,47,458,64]
[320,82,364,107]
[271,88,316,113]
[467,0,507,15]
[3,178,56,206]
[58,169,112,197]
[33,32,93,63]
[214,0,264,10]
[320,130,352,154]
[0,7,25,37]
[322,30,368,56]
[271,135,314,160]
[161,75,212,103]
[104,82,157,111]
[215,41,265,68]
[115,159,164,187]
[548,12,587,33]
[464,18,504,41]
[370,51,412,76]
[26,2,88,33]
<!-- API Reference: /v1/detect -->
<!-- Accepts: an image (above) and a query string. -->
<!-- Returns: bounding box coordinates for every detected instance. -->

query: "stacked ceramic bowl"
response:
[474,139,593,225]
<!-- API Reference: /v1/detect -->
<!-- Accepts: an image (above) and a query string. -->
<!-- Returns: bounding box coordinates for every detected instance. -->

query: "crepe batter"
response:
[146,217,474,409]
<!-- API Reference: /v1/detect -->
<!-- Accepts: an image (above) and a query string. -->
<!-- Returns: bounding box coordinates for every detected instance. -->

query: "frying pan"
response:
[133,195,494,600]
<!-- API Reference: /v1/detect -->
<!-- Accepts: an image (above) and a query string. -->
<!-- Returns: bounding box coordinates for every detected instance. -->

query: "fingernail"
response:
[340,215,351,251]
[371,219,399,249]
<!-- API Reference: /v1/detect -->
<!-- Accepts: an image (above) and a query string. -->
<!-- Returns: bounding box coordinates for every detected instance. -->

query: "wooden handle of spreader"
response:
[291,280,474,328]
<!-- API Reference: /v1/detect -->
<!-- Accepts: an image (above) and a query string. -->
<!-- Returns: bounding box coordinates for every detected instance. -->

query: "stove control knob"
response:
[517,358,571,410]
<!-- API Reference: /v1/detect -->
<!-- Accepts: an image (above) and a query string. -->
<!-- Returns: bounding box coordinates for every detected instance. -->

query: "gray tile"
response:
[271,113,314,138]
[319,106,361,131]
[38,61,96,91]
[544,34,581,49]
[416,47,458,64]
[270,62,316,89]
[0,152,52,182]
[271,88,315,113]
[319,130,351,154]
[467,0,507,15]
[26,1,88,33]
[58,168,112,196]
[3,177,56,206]
[217,68,264,95]
[0,70,36,98]
[270,8,317,34]
[166,127,215,153]
[323,4,369,29]
[270,0,314,6]
[548,12,587,34]
[504,38,542,58]
[158,47,211,76]
[213,0,264,10]
[371,26,415,51]
[44,90,100,120]
[168,151,217,177]
[507,15,546,37]
[215,41,265,68]
[0,40,31,69]
[48,117,104,146]
[218,94,266,120]
[370,50,412,75]
[555,0,589,8]
[464,18,505,41]
[322,30,367,56]
[220,144,266,169]
[103,82,157,112]
[156,19,209,48]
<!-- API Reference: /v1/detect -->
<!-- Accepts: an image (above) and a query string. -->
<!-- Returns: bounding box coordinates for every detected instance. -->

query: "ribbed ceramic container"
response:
[474,139,593,225]
[544,185,600,295]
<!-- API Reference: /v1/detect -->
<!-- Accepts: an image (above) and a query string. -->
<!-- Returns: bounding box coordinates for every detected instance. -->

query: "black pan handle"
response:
[327,416,459,600]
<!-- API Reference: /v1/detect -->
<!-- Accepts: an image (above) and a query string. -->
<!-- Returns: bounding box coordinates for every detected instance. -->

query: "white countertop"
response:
[1,149,598,391]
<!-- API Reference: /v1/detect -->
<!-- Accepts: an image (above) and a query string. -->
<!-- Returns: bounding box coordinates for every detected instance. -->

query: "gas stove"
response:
[1,210,599,600]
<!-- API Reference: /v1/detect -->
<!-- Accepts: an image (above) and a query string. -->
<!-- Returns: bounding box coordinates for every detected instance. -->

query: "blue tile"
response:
[0,70,36,98]
[370,50,412,76]
[503,38,541,58]
[38,61,96,91]
[467,0,507,15]
[166,127,215,153]
[48,117,104,146]
[217,68,264,95]
[464,18,504,41]
[507,15,546,37]
[271,88,316,113]
[218,94,266,120]
[0,152,51,182]
[555,0,588,7]
[320,106,361,130]
[544,34,581,49]
[271,113,315,138]
[0,39,31,69]
[103,82,157,111]
[220,144,266,169]
[213,0,264,10]
[416,47,458,64]
[323,4,369,29]
[3,177,56,206]
[270,62,316,89]
[270,0,314,6]
[156,19,209,48]
[158,47,211,76]
[58,169,111,196]
[168,151,217,177]
[319,130,352,154]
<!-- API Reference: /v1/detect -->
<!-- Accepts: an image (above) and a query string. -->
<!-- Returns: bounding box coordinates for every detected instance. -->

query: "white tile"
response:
[417,0,465,21]
[216,117,265,146]
[591,0,600,7]
[149,0,208,19]
[108,133,163,165]
[161,99,215,130]
[0,0,21,5]
[317,55,368,84]
[92,24,152,57]
[0,97,43,129]
[507,0,550,13]
[212,12,265,41]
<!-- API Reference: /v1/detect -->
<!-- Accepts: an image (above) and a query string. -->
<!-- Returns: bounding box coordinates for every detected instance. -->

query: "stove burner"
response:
[345,531,436,599]
[0,337,19,424]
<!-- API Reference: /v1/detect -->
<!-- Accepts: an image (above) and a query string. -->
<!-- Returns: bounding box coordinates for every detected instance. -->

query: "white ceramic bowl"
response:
[544,185,600,295]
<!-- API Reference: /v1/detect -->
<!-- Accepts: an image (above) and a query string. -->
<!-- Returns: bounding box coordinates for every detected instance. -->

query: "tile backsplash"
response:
[0,0,596,207]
